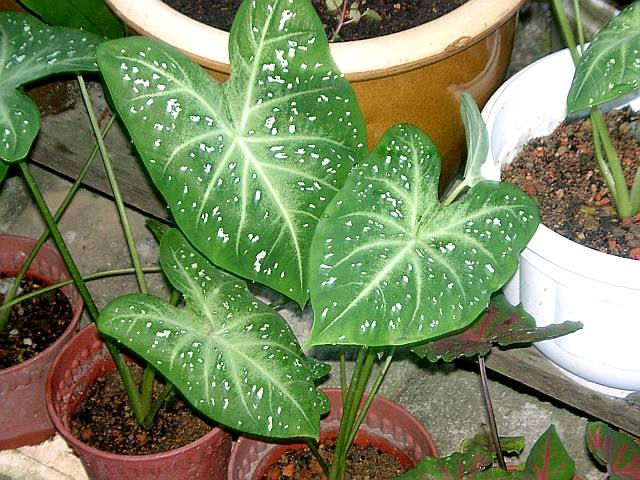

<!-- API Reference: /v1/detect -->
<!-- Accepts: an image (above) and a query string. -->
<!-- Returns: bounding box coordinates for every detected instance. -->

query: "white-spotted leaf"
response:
[0,13,101,162]
[568,2,640,112]
[307,124,539,347]
[97,229,326,440]
[96,0,366,307]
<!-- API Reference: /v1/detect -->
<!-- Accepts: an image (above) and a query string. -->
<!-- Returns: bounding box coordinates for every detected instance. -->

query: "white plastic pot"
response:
[481,48,640,397]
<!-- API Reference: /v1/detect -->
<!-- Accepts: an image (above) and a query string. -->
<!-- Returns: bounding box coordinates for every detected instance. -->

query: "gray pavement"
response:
[0,2,617,478]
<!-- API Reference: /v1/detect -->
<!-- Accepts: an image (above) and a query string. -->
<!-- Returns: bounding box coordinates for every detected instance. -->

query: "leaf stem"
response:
[479,356,506,470]
[0,266,162,312]
[0,115,116,331]
[304,438,331,478]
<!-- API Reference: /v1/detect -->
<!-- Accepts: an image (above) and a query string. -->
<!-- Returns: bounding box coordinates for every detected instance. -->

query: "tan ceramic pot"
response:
[104,0,524,189]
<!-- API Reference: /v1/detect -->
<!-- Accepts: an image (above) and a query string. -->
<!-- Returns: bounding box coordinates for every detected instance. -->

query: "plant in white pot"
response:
[93,0,540,477]
[480,2,640,396]
[102,0,527,191]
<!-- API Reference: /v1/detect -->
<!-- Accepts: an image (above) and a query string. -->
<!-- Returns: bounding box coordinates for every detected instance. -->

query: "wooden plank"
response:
[29,98,169,220]
[485,347,640,437]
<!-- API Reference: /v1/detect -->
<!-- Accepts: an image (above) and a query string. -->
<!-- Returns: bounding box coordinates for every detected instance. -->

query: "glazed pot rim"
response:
[105,0,525,79]
[45,323,227,462]
[480,48,640,288]
[0,234,82,375]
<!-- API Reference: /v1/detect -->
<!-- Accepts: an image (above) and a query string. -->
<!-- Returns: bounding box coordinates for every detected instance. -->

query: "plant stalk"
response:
[479,356,506,470]
[0,266,162,312]
[0,115,116,331]
[18,160,146,422]
[304,438,331,478]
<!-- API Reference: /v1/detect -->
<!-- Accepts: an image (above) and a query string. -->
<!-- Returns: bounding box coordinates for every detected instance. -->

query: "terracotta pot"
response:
[46,323,232,479]
[104,0,524,190]
[227,388,438,479]
[0,235,82,450]
[480,49,640,398]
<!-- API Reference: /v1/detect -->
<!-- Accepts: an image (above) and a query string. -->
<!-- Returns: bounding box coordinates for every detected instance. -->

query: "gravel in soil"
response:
[501,107,640,260]
[71,364,213,455]
[261,441,406,480]
[162,0,467,42]
[0,276,72,369]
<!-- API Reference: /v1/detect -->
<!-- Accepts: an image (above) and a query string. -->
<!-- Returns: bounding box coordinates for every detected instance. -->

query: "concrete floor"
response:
[0,2,619,478]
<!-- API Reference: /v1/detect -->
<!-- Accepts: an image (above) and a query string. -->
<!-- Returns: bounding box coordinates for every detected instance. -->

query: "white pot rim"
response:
[481,48,640,289]
[105,0,524,78]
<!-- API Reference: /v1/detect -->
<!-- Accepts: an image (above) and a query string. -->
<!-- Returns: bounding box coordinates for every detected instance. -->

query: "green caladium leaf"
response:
[97,229,326,440]
[18,0,124,39]
[0,12,100,162]
[568,3,640,112]
[514,426,575,480]
[586,421,640,480]
[307,124,539,347]
[461,426,525,457]
[413,295,582,362]
[97,0,366,307]
[392,445,494,479]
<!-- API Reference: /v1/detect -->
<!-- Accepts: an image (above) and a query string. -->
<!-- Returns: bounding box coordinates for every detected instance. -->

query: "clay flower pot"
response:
[46,323,232,479]
[480,48,640,397]
[104,0,525,189]
[227,388,438,479]
[0,235,82,450]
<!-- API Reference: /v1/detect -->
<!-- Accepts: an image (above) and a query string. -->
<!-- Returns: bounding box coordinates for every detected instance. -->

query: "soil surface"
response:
[261,441,406,480]
[163,0,467,42]
[0,276,72,369]
[502,108,640,260]
[71,364,213,455]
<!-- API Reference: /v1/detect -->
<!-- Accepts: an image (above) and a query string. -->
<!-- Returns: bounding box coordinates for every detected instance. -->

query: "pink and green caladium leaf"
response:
[306,124,539,347]
[392,445,495,479]
[568,2,640,112]
[97,229,327,440]
[514,425,575,480]
[0,12,100,162]
[413,295,582,362]
[586,421,640,479]
[96,0,366,308]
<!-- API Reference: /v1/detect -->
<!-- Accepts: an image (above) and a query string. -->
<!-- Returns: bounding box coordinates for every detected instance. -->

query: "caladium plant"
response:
[96,0,539,476]
[550,1,640,218]
[587,421,640,480]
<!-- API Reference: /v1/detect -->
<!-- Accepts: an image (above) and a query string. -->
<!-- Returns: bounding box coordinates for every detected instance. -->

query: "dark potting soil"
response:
[261,441,406,480]
[71,364,213,455]
[163,0,468,42]
[0,276,72,369]
[502,107,640,260]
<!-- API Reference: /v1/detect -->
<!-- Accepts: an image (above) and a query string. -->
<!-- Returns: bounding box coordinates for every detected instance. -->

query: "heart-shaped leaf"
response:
[586,421,640,480]
[392,445,494,479]
[97,0,366,307]
[568,3,640,112]
[307,124,539,347]
[515,426,575,480]
[413,295,582,362]
[97,229,326,440]
[18,0,124,39]
[0,12,101,162]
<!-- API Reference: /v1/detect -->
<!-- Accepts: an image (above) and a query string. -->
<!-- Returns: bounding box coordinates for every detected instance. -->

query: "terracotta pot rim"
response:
[228,387,439,476]
[0,234,82,375]
[46,323,229,462]
[105,0,525,79]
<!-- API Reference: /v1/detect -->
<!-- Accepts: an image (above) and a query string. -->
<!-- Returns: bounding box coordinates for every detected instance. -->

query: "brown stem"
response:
[479,356,507,469]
